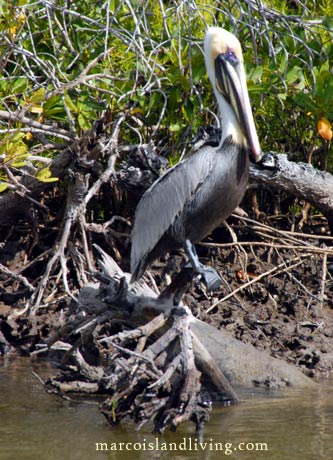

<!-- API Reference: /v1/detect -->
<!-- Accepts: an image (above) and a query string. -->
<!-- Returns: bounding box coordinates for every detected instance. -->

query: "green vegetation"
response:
[1,0,333,192]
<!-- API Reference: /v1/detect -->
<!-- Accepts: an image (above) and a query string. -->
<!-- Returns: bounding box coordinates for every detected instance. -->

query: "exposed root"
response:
[41,252,237,433]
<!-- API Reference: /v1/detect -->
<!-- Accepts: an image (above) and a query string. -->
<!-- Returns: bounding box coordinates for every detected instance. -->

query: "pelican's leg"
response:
[184,240,222,291]
[184,240,201,272]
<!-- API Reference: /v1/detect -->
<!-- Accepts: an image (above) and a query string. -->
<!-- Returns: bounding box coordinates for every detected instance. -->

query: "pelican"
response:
[130,27,262,290]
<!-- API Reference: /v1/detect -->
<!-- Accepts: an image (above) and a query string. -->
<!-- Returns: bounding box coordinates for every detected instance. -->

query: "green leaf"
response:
[11,77,28,94]
[28,88,45,104]
[0,182,8,192]
[64,93,78,112]
[248,65,264,83]
[294,93,318,112]
[78,113,90,130]
[36,166,58,183]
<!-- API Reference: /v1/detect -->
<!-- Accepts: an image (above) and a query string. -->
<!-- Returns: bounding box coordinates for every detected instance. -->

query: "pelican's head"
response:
[204,27,262,161]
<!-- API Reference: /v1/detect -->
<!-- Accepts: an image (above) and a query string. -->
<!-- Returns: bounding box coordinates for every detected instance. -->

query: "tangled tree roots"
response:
[42,247,237,435]
[99,309,207,433]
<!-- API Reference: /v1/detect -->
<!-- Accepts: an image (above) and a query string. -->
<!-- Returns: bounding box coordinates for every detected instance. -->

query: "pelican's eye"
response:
[224,49,238,66]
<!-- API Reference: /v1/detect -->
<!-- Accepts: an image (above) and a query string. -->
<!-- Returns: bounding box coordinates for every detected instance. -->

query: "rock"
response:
[191,318,315,389]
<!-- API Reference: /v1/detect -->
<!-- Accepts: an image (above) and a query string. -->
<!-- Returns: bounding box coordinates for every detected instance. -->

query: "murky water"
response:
[0,356,332,460]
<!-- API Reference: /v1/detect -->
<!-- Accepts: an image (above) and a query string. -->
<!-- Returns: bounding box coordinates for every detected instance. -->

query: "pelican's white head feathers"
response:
[204,27,261,160]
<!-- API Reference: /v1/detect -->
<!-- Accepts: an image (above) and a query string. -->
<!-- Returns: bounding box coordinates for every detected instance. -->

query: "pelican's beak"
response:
[215,53,262,161]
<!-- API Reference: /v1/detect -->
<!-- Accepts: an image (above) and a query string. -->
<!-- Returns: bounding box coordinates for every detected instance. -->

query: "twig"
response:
[0,109,74,141]
[200,241,333,256]
[31,172,88,309]
[0,263,35,291]
[319,250,328,307]
[83,113,126,205]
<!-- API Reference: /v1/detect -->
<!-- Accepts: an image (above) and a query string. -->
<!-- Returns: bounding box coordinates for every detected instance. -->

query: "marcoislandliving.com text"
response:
[95,437,268,454]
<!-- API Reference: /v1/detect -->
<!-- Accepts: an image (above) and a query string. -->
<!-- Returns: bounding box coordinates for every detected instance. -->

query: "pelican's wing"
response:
[130,146,214,279]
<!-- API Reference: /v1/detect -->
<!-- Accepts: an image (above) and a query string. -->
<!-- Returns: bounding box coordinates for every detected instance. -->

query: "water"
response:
[0,356,332,460]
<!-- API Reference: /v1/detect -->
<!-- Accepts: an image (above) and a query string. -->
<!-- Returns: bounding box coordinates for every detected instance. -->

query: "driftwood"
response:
[250,153,333,231]
[43,246,238,435]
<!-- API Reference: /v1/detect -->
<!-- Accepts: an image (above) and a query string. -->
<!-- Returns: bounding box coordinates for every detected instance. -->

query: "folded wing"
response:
[130,147,214,280]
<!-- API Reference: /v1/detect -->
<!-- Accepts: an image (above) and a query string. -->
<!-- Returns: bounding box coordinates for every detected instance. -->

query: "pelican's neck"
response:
[215,90,245,149]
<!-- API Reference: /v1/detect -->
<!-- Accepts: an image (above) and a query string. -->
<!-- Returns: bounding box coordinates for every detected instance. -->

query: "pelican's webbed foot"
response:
[199,265,222,291]
[184,240,222,291]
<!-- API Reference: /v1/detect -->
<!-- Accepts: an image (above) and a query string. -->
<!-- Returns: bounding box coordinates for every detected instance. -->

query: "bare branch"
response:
[0,110,74,141]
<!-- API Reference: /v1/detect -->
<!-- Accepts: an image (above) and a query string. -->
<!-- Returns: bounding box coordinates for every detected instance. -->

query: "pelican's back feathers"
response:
[130,147,214,280]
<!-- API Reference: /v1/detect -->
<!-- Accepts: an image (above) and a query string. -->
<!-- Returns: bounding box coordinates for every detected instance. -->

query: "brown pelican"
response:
[130,27,262,290]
